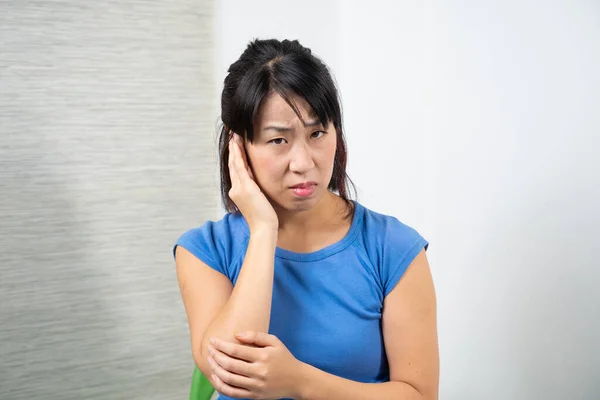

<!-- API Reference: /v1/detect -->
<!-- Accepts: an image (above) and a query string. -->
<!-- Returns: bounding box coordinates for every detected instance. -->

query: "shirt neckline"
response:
[273,200,363,262]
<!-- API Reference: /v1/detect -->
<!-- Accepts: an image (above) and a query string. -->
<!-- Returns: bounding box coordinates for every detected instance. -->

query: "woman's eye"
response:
[311,130,326,139]
[269,138,287,145]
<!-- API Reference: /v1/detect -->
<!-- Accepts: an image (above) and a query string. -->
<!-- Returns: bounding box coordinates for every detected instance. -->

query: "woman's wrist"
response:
[292,360,316,400]
[249,225,278,243]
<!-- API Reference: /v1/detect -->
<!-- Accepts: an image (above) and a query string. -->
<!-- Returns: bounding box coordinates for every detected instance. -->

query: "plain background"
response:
[216,0,600,399]
[1,1,215,399]
[1,1,598,399]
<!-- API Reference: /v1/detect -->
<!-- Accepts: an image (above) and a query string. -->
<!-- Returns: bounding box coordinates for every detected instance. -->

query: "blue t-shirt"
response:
[173,201,428,400]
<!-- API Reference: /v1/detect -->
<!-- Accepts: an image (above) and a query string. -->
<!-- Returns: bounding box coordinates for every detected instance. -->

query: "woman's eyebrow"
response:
[262,120,322,132]
[262,125,293,133]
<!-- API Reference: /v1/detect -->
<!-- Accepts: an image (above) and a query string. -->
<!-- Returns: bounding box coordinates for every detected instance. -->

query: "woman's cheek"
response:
[324,142,337,164]
[253,159,278,187]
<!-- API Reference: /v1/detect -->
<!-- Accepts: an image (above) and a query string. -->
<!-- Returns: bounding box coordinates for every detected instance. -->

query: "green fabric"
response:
[190,367,216,400]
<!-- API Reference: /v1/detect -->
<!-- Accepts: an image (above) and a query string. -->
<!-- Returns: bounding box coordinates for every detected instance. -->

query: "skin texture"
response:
[227,132,279,234]
[176,91,439,399]
[243,91,352,251]
[244,91,338,216]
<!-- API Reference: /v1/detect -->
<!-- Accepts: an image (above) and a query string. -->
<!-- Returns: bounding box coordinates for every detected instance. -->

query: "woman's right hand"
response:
[228,132,279,233]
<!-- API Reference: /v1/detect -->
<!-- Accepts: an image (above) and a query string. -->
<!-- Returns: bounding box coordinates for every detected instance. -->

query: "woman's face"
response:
[244,92,337,212]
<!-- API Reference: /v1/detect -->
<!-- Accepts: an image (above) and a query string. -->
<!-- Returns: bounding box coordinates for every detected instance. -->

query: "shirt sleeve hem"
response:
[383,236,429,297]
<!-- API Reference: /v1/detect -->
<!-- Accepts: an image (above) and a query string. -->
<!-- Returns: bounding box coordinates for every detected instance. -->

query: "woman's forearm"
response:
[296,362,431,400]
[201,228,277,354]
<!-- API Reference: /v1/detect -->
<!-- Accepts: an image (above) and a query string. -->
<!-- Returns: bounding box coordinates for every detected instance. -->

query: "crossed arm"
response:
[176,236,438,399]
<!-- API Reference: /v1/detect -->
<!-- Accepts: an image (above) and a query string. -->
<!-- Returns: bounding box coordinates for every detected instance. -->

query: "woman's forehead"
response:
[256,92,316,125]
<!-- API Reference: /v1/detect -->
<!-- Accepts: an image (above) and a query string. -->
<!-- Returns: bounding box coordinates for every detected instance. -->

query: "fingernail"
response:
[207,356,214,366]
[209,337,216,345]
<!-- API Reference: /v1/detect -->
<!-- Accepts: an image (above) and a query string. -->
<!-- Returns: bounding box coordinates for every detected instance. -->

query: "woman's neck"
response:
[275,192,349,236]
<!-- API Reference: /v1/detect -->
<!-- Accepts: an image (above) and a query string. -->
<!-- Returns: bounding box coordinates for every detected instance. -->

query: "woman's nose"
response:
[289,143,315,173]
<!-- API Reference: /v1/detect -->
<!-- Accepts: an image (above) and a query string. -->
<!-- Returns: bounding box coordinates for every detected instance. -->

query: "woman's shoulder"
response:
[354,201,429,295]
[357,202,426,246]
[172,212,249,267]
[178,211,249,242]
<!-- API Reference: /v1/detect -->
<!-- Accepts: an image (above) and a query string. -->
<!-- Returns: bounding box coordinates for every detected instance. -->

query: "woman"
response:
[174,38,439,400]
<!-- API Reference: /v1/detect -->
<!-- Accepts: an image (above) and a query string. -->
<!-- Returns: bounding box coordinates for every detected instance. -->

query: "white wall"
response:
[426,3,599,398]
[216,1,600,398]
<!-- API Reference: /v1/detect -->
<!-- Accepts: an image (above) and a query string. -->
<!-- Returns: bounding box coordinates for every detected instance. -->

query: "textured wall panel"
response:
[0,1,217,399]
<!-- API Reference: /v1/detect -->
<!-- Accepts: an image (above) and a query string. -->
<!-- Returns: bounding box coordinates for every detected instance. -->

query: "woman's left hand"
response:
[206,331,304,399]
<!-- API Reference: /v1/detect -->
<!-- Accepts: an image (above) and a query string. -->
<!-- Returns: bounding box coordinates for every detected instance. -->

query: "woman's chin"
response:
[270,191,323,213]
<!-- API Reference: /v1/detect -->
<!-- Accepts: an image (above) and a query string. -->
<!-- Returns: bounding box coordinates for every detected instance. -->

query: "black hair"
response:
[217,38,356,214]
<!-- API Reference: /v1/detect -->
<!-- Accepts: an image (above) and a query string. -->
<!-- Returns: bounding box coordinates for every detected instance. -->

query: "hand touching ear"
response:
[228,132,278,233]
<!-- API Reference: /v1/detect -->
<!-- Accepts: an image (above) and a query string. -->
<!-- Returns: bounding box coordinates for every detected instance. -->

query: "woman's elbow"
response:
[192,347,211,378]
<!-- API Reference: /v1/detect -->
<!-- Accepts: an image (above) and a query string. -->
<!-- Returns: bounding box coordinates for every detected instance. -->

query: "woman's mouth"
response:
[290,182,316,198]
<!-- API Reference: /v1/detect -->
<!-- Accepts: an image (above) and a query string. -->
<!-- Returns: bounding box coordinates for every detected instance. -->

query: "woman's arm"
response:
[204,249,438,399]
[175,228,277,378]
[176,132,280,377]
[295,249,439,400]
[201,228,277,341]
[296,365,423,400]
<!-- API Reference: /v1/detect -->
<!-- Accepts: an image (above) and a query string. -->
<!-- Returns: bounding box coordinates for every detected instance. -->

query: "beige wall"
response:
[0,1,217,399]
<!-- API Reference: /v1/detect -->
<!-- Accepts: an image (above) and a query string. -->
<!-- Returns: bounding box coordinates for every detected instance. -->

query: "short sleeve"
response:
[173,221,227,276]
[172,213,249,282]
[380,218,429,297]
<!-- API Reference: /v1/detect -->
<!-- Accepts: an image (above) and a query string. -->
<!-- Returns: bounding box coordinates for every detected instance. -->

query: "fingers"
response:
[228,134,240,187]
[210,337,262,362]
[235,133,249,166]
[209,368,252,399]
[235,135,256,180]
[208,353,254,390]
[208,344,252,377]
[232,137,246,179]
[235,331,277,347]
[230,133,254,185]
